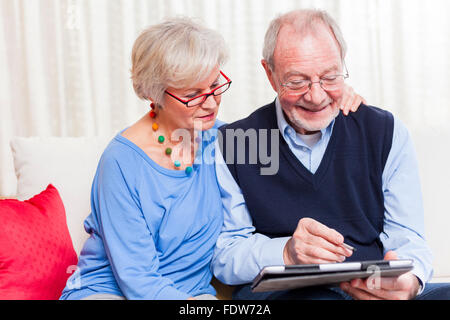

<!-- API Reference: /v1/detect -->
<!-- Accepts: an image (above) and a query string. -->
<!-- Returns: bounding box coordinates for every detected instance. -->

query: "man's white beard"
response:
[291,107,340,133]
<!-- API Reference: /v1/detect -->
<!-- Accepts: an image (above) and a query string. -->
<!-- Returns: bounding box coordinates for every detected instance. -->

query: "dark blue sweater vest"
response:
[219,102,394,261]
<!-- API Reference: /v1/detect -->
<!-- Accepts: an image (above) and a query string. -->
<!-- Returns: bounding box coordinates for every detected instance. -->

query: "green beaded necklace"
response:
[150,110,194,175]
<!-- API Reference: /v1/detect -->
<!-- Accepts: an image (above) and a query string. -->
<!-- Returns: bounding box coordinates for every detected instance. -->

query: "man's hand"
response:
[283,218,353,265]
[339,84,367,116]
[340,251,421,300]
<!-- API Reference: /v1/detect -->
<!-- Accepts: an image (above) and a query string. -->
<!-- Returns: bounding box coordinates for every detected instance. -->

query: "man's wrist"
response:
[283,238,293,265]
[414,275,424,297]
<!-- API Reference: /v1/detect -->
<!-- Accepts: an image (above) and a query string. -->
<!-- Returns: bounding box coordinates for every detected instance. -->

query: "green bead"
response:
[174,160,181,168]
[158,135,165,143]
[185,166,193,175]
[165,147,172,155]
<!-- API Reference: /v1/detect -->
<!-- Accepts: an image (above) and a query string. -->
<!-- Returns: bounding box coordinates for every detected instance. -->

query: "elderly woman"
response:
[60,17,363,300]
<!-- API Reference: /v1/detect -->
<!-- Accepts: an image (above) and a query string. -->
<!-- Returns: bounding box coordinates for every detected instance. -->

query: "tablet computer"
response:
[251,259,414,292]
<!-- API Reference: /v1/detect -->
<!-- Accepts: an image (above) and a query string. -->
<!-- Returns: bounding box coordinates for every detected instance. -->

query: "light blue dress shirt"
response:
[212,98,433,292]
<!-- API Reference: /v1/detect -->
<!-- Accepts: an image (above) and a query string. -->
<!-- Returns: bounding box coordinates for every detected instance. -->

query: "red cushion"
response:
[0,184,78,300]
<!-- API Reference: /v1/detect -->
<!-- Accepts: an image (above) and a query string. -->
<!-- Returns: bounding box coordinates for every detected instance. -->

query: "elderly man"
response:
[212,9,450,300]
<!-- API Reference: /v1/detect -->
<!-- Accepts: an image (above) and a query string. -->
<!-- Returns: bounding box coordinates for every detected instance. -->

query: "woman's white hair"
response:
[262,9,347,70]
[131,17,229,105]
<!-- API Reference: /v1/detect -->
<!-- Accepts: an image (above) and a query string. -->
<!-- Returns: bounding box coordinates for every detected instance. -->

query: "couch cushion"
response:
[412,129,450,279]
[10,136,110,255]
[0,185,78,299]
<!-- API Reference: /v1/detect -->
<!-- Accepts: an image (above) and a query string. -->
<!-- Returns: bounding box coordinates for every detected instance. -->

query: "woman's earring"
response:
[150,103,157,118]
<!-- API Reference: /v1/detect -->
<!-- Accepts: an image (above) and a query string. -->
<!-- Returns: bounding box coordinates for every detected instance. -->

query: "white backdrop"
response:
[1,0,450,273]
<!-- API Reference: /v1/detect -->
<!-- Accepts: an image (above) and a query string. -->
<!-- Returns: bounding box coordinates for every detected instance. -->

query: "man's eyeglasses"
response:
[281,62,349,95]
[165,71,232,107]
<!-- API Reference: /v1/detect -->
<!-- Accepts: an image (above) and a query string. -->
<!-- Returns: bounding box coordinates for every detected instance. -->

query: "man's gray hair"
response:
[262,9,347,70]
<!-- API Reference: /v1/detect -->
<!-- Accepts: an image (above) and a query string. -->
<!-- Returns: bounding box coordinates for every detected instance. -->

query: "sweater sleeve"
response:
[91,153,190,300]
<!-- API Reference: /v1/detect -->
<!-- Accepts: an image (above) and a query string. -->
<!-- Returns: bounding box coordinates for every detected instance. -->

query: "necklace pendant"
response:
[185,166,193,175]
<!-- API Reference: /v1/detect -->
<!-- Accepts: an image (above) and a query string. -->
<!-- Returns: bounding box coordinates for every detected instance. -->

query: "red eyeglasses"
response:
[165,71,232,107]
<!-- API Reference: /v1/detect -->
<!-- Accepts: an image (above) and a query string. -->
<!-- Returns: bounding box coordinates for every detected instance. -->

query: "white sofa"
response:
[9,136,111,256]
[5,134,450,293]
[411,128,450,283]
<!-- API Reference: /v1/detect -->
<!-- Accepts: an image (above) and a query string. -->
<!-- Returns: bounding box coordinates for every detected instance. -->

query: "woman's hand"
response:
[340,84,367,116]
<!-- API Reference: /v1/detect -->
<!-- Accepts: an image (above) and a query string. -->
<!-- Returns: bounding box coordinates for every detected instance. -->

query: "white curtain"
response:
[1,0,450,195]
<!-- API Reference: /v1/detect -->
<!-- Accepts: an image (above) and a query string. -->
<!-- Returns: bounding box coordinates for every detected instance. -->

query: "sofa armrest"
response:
[431,276,450,284]
[0,195,17,199]
[211,277,235,300]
